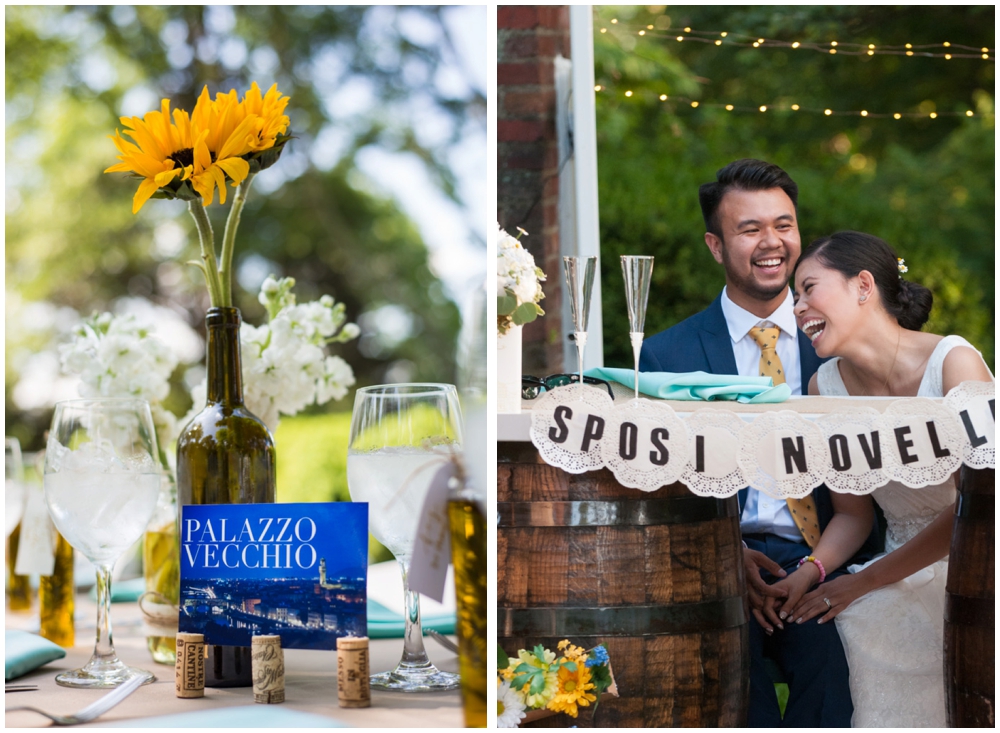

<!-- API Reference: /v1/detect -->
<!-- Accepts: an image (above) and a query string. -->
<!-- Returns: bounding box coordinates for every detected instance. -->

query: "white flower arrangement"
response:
[497,223,545,335]
[59,312,180,463]
[186,275,358,432]
[61,277,358,456]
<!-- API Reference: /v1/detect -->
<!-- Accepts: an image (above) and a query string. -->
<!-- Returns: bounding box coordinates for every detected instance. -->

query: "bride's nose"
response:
[792,297,806,317]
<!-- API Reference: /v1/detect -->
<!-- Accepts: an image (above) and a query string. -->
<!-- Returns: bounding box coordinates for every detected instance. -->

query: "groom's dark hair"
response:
[699,159,799,239]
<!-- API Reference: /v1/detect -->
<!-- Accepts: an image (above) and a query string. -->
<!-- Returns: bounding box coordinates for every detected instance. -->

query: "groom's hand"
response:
[743,547,787,633]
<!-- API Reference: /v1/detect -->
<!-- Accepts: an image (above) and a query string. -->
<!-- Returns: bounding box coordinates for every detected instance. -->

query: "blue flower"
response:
[585,645,609,667]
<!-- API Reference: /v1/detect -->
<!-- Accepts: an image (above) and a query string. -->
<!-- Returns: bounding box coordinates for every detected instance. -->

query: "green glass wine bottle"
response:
[176,307,275,688]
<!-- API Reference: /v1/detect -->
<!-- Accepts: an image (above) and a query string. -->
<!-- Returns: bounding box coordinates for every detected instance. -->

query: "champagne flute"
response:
[621,256,654,399]
[5,437,27,537]
[562,256,597,387]
[347,384,463,692]
[43,399,161,688]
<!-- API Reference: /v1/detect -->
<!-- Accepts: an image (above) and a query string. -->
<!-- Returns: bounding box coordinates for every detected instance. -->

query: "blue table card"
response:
[179,502,368,650]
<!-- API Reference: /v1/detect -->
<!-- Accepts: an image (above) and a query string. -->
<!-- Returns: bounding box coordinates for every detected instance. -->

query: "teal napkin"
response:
[5,630,67,681]
[586,368,791,403]
[89,576,146,603]
[367,599,455,639]
[108,706,347,728]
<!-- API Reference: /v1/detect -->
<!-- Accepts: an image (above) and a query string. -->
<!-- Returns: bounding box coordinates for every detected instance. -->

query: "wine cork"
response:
[337,636,371,708]
[251,635,285,704]
[175,633,205,698]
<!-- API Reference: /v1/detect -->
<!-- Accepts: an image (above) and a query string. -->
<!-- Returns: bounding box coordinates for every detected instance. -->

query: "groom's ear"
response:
[705,232,724,264]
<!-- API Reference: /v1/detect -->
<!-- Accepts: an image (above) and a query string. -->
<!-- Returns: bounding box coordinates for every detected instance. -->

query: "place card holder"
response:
[252,635,285,704]
[175,632,205,698]
[337,636,370,708]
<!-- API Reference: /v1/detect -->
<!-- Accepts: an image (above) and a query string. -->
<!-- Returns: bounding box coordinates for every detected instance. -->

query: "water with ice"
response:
[44,440,160,564]
[347,446,452,560]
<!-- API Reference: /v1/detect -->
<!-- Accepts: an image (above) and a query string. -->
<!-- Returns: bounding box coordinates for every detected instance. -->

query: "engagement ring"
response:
[823,597,832,609]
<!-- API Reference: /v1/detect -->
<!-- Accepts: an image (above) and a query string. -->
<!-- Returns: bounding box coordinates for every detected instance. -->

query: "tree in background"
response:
[594,5,994,370]
[6,5,485,449]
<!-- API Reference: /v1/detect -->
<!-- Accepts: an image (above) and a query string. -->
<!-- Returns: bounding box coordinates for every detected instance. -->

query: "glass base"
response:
[56,661,156,689]
[371,665,460,693]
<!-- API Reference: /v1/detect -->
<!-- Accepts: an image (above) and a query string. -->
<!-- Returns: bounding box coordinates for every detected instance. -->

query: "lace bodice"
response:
[816,336,978,549]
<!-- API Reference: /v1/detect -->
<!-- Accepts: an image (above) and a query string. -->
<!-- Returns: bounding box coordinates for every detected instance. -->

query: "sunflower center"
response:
[497,701,505,716]
[169,148,195,169]
[564,680,577,692]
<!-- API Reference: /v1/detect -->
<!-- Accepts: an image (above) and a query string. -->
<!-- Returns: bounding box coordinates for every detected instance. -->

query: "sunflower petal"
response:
[216,157,250,186]
[132,177,162,214]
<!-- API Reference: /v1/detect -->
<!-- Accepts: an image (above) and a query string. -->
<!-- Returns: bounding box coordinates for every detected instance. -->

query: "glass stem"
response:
[576,337,586,388]
[397,559,430,670]
[93,564,118,664]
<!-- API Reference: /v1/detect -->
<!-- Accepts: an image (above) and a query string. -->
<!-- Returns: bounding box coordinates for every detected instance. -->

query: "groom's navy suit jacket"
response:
[639,293,880,557]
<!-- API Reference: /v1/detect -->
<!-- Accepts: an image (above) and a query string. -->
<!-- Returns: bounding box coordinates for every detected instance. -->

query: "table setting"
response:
[7,78,487,728]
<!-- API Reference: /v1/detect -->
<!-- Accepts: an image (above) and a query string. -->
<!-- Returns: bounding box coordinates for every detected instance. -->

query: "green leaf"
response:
[498,645,509,671]
[532,644,548,663]
[513,662,533,674]
[513,301,539,325]
[563,661,577,672]
[511,673,530,690]
[497,293,517,316]
[528,673,545,695]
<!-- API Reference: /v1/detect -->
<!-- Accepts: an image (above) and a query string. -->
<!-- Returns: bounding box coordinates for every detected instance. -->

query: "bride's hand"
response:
[792,573,869,625]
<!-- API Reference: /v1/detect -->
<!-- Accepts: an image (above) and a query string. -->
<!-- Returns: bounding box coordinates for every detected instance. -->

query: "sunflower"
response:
[239,81,291,152]
[105,84,287,213]
[547,662,597,718]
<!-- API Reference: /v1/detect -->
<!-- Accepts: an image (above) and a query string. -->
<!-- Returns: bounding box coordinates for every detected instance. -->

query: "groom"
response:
[639,159,877,727]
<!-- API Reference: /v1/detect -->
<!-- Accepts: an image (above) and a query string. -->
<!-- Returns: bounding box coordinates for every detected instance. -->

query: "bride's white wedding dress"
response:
[817,335,982,728]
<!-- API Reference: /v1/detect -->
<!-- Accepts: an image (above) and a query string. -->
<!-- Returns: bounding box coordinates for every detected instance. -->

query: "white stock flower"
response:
[497,223,544,307]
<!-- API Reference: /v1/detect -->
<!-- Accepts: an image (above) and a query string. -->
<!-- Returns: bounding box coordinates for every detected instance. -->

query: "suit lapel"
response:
[699,295,739,376]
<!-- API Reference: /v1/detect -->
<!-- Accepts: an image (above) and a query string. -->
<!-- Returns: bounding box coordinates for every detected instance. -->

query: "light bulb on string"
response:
[720,32,727,37]
[759,105,767,112]
[611,18,617,24]
[929,112,938,118]
[715,40,722,45]
[825,109,833,115]
[791,104,800,110]
[595,85,602,91]
[684,27,691,32]
[691,101,699,108]
[677,35,684,41]
[966,110,974,116]
[894,113,902,119]
[792,42,800,48]
[600,28,607,33]
[625,90,633,97]
[639,30,646,36]
[861,110,868,116]
[659,94,668,101]
[725,104,734,111]
[943,42,951,47]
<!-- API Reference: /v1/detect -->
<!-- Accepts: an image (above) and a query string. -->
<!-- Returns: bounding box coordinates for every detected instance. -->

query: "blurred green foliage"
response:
[595,6,994,369]
[5,5,480,449]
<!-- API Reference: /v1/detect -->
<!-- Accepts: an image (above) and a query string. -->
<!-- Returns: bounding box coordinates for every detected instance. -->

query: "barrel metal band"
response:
[500,597,746,637]
[497,497,737,528]
[945,593,995,628]
[955,492,994,519]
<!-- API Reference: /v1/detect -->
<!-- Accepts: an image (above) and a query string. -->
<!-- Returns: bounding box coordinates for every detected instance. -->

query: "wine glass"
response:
[5,437,27,537]
[43,399,161,688]
[347,384,463,692]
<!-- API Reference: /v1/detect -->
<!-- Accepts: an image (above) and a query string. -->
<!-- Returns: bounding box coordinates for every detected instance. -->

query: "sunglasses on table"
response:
[521,374,615,401]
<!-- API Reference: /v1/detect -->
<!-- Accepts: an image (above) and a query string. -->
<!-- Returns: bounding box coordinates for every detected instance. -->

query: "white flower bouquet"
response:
[186,275,358,432]
[497,224,545,335]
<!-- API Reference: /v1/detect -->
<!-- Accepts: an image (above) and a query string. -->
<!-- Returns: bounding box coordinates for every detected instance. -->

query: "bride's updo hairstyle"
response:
[795,231,933,331]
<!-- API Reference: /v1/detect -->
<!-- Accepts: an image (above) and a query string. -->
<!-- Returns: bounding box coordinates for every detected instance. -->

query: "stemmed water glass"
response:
[43,399,161,688]
[346,384,463,692]
[5,437,28,537]
[562,256,597,386]
[621,256,654,399]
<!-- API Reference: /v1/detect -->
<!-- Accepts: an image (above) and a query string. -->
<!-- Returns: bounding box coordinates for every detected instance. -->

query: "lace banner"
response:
[528,382,995,497]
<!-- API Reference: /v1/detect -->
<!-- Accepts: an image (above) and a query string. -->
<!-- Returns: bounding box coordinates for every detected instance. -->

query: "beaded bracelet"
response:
[797,555,826,583]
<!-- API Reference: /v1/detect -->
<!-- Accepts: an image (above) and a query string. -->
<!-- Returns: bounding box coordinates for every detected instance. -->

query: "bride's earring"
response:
[859,295,867,303]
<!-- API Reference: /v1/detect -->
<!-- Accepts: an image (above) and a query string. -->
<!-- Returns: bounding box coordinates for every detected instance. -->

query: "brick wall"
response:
[498,5,570,375]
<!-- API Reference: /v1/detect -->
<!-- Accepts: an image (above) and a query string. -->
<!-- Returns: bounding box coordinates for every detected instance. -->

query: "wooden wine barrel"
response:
[498,441,749,728]
[944,465,995,727]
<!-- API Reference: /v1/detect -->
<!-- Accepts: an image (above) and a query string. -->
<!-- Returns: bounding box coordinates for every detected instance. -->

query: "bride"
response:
[788,230,993,727]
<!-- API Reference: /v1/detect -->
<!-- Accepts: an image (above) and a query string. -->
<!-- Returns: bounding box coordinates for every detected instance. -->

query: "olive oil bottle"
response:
[176,307,275,687]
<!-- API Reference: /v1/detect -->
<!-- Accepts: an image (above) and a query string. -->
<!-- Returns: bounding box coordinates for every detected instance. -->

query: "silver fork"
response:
[5,674,145,726]
[426,629,460,654]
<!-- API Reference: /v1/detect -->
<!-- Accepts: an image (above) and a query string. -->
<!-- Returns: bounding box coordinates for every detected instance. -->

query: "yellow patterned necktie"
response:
[748,325,821,548]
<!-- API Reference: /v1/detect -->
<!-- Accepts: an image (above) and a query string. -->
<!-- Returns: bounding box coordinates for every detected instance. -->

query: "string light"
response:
[599,22,995,60]
[593,86,985,121]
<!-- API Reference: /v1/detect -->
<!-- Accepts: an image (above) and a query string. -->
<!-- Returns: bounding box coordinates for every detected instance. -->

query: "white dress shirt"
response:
[721,287,804,542]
